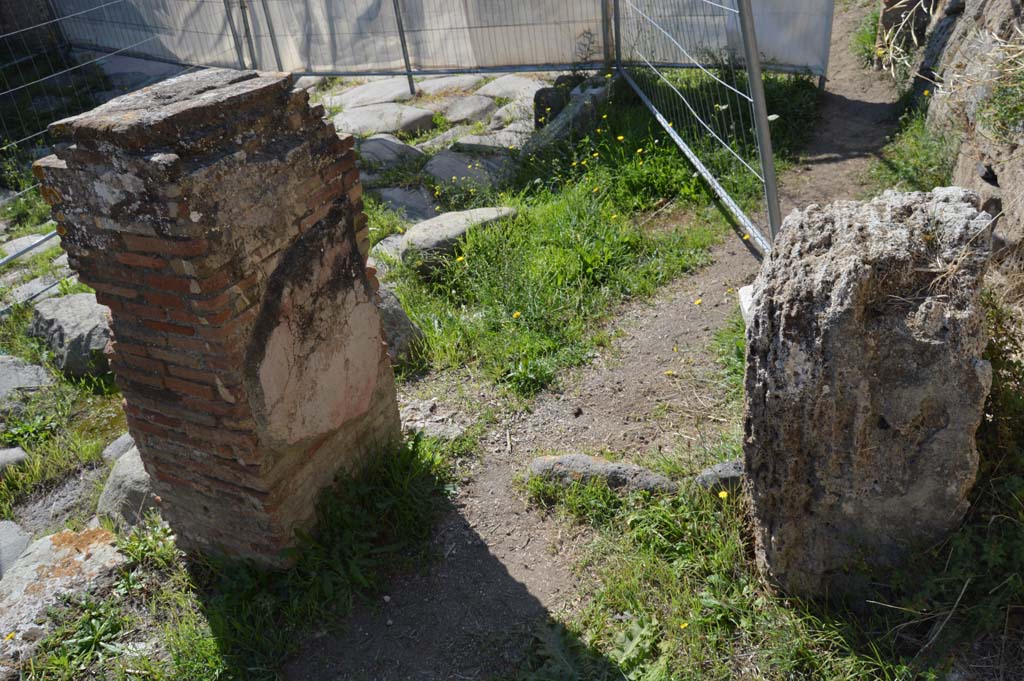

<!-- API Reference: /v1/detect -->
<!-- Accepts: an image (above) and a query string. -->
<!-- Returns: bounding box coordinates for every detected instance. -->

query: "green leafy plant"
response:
[852,10,882,67]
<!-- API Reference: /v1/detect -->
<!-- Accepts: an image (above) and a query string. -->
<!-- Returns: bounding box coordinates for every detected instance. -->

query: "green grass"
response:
[0,305,123,520]
[979,63,1024,142]
[1,153,52,235]
[868,107,956,193]
[520,292,1024,680]
[377,73,819,398]
[24,434,466,680]
[852,10,881,67]
[711,311,746,400]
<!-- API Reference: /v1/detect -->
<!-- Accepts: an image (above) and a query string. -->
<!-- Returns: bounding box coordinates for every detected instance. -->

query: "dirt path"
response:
[285,4,903,679]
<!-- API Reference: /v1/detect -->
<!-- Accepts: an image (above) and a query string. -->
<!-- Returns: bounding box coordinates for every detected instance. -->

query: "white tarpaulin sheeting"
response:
[52,0,834,76]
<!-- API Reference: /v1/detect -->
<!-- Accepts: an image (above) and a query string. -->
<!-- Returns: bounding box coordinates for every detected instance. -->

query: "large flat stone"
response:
[402,207,517,267]
[377,186,440,222]
[0,233,56,259]
[444,95,496,124]
[0,356,52,412]
[333,104,435,136]
[0,521,29,578]
[417,74,485,96]
[528,454,678,494]
[489,100,533,130]
[0,528,126,676]
[358,134,425,170]
[453,129,532,153]
[5,274,64,306]
[476,75,546,101]
[423,150,509,189]
[29,293,112,377]
[416,125,474,153]
[325,77,415,109]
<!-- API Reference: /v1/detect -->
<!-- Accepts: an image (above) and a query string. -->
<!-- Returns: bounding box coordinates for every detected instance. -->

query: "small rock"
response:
[332,103,435,136]
[528,454,678,494]
[693,459,744,493]
[0,528,125,675]
[29,293,112,377]
[96,445,156,528]
[358,134,424,169]
[325,77,415,109]
[489,101,532,130]
[0,355,52,413]
[377,186,440,222]
[400,399,467,441]
[476,75,546,101]
[376,286,424,365]
[416,74,485,96]
[0,521,29,578]
[401,207,517,270]
[0,233,56,259]
[101,432,135,462]
[0,447,28,475]
[444,95,497,124]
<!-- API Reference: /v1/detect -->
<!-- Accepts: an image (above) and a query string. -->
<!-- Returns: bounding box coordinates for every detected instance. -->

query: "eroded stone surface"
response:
[0,447,28,475]
[333,103,435,136]
[0,528,125,676]
[476,75,545,101]
[416,74,485,96]
[29,293,111,377]
[445,95,496,124]
[423,150,508,189]
[378,186,440,222]
[744,188,993,599]
[97,445,155,528]
[0,521,29,578]
[324,77,415,109]
[402,207,517,269]
[0,356,51,412]
[528,454,678,494]
[358,134,424,169]
[454,130,531,154]
[101,432,135,462]
[377,286,423,365]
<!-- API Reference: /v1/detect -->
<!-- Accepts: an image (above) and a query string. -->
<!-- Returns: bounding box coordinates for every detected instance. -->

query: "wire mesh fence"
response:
[1,0,834,258]
[615,0,783,249]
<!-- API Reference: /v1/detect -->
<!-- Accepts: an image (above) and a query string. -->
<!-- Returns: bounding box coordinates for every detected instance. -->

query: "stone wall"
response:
[33,69,401,566]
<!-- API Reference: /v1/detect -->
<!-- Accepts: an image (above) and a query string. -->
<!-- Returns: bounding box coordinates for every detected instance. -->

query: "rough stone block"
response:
[744,188,993,598]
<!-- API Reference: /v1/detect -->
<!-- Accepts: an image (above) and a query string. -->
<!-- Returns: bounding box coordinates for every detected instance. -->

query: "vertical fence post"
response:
[601,0,613,68]
[391,0,416,96]
[222,0,247,69]
[613,0,622,70]
[238,0,258,69]
[259,0,284,72]
[736,0,781,239]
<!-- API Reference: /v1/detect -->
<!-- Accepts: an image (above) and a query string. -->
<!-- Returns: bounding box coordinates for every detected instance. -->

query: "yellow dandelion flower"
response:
[592,187,599,193]
[672,344,678,353]
[572,161,578,167]
[512,310,521,319]
[616,135,625,141]
[638,160,644,166]
[923,89,931,97]
[665,370,677,377]
[694,298,702,306]
[592,152,599,158]
[4,631,14,642]
[742,233,750,241]
[456,255,465,262]
[636,148,644,154]
[718,490,729,500]
[611,214,618,219]
[605,73,612,78]
[679,622,689,630]
[596,128,603,133]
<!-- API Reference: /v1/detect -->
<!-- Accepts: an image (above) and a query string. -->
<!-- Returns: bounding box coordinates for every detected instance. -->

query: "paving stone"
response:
[377,186,440,222]
[402,207,517,269]
[29,293,112,377]
[0,233,56,259]
[476,74,546,101]
[324,77,415,109]
[0,355,52,412]
[0,521,29,578]
[423,150,509,189]
[415,125,474,153]
[416,74,485,96]
[358,134,425,169]
[0,447,28,475]
[0,528,126,675]
[444,95,497,124]
[453,129,532,154]
[332,103,435,136]
[6,274,63,306]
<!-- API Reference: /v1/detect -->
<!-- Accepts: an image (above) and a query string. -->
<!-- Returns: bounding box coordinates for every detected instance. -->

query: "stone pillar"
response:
[33,69,401,566]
